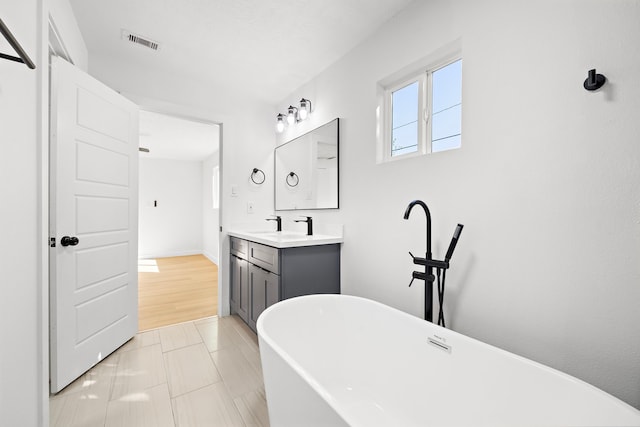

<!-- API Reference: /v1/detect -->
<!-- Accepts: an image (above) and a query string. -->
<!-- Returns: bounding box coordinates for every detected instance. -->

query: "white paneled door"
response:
[50,56,139,393]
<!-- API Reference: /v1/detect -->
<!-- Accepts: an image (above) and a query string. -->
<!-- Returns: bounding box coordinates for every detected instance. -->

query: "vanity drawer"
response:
[230,237,249,259]
[249,242,280,275]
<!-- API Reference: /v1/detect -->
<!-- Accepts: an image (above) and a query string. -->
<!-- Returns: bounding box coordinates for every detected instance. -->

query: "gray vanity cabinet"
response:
[229,236,341,332]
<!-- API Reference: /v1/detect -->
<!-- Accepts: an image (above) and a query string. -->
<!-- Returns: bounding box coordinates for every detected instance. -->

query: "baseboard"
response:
[203,251,219,265]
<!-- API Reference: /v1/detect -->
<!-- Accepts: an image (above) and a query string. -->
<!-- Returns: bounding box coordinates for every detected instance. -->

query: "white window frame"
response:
[376,43,461,164]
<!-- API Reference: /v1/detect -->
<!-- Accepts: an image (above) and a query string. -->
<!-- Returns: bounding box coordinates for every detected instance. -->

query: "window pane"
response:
[432,134,461,153]
[432,59,461,153]
[391,81,419,156]
[432,59,461,114]
[392,120,418,155]
[432,104,461,142]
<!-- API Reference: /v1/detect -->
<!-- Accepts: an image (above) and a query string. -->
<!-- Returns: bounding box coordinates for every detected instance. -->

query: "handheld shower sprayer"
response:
[444,224,464,263]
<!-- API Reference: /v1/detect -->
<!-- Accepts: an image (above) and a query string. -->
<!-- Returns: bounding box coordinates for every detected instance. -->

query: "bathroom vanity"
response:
[228,230,342,332]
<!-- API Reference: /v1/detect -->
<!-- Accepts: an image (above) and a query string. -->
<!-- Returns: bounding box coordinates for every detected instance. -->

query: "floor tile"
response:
[195,318,241,352]
[105,383,175,427]
[226,315,260,349]
[54,351,119,398]
[111,344,167,401]
[164,343,221,397]
[211,345,262,398]
[119,329,161,352]
[172,382,245,427]
[49,395,66,426]
[49,314,268,426]
[238,343,263,378]
[193,315,218,326]
[50,385,110,427]
[234,388,270,427]
[159,322,203,352]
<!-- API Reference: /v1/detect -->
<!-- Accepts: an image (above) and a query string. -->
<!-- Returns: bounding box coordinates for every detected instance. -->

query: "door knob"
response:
[60,236,79,247]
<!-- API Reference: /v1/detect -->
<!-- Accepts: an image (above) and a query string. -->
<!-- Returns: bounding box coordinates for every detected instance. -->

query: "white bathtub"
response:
[257,294,640,427]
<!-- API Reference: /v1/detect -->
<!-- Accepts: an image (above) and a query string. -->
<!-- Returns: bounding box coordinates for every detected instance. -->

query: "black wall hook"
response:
[584,68,606,91]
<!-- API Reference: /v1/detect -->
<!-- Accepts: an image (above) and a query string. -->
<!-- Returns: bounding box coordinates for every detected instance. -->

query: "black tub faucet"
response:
[294,216,313,236]
[404,200,434,322]
[266,215,282,231]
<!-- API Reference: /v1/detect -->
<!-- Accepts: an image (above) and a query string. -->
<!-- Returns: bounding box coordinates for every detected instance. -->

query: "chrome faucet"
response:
[294,216,313,236]
[266,215,282,231]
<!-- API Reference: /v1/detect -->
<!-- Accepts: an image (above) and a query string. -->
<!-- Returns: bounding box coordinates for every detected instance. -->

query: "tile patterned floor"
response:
[50,315,269,427]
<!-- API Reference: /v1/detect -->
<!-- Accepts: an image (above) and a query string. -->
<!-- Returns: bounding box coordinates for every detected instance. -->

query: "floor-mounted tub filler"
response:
[257,294,640,427]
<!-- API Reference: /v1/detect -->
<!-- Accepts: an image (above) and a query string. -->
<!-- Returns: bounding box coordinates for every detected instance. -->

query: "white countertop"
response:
[228,229,343,248]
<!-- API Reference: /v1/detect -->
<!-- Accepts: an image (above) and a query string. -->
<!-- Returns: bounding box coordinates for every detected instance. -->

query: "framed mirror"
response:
[275,118,339,210]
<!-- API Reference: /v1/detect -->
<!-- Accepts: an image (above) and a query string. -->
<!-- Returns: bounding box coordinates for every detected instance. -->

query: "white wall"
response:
[138,158,203,258]
[0,0,47,424]
[202,153,220,263]
[274,0,640,408]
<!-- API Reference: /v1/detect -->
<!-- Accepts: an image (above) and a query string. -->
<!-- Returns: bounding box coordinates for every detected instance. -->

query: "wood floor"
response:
[138,255,218,331]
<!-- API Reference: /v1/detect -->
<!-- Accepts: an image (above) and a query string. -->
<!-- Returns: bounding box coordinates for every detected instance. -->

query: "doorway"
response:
[137,110,221,330]
[46,16,225,402]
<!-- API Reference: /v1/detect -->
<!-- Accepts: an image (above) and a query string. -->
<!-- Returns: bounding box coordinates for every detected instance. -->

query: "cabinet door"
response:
[230,255,240,314]
[231,255,249,322]
[249,265,280,331]
[237,258,249,322]
[249,265,266,331]
[265,271,280,310]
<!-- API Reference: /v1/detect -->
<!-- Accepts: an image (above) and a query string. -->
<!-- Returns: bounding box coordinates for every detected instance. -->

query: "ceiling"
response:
[68,0,414,105]
[138,111,219,161]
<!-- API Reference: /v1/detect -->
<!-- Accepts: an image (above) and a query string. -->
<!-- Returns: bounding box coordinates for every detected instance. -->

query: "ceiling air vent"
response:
[122,30,160,51]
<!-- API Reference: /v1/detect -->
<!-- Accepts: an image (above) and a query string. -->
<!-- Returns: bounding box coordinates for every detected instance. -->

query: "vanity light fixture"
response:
[298,98,312,121]
[275,98,313,133]
[286,105,298,125]
[275,113,286,133]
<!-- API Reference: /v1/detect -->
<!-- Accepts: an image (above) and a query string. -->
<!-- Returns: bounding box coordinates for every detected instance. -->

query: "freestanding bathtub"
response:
[257,294,640,427]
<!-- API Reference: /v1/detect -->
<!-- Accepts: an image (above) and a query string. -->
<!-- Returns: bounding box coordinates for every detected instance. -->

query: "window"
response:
[379,56,462,161]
